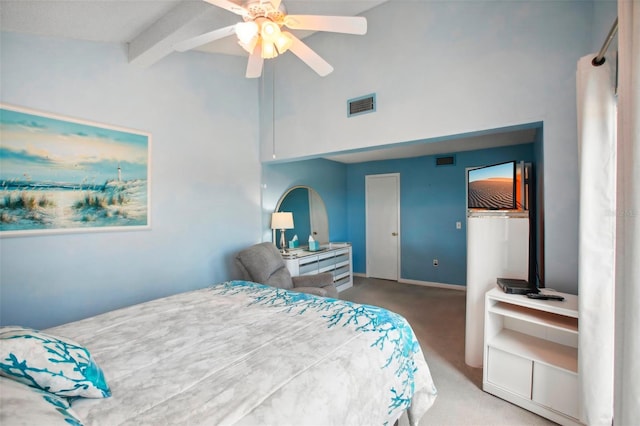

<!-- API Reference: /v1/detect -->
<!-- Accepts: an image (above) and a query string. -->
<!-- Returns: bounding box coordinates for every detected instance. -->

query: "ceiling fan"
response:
[174,0,367,78]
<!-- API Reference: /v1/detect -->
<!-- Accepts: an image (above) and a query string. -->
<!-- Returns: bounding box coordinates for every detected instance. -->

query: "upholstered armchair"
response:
[235,242,339,299]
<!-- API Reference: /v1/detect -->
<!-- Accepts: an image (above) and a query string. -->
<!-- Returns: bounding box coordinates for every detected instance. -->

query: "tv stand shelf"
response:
[490,302,578,333]
[489,330,578,373]
[483,287,581,426]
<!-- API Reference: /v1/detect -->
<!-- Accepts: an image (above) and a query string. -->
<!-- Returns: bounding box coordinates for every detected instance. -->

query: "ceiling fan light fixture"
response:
[179,0,368,78]
[262,41,278,59]
[260,20,281,43]
[235,21,258,44]
[274,32,293,54]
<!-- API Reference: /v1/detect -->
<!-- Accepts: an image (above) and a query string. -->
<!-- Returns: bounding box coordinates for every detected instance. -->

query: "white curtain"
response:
[576,52,617,424]
[615,1,640,424]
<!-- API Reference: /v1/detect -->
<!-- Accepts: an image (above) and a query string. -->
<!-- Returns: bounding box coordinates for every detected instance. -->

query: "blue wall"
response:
[0,0,615,329]
[262,158,348,243]
[264,143,536,287]
[0,32,262,329]
[347,144,535,286]
[264,0,595,294]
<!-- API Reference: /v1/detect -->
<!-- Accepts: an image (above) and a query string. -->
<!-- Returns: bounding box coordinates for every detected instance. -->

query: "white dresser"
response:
[282,244,353,292]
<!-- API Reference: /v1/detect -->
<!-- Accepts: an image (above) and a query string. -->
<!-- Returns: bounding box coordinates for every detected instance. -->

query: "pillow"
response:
[0,326,110,398]
[0,376,84,426]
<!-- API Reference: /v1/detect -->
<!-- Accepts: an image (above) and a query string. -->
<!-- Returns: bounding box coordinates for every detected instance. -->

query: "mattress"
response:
[46,280,437,425]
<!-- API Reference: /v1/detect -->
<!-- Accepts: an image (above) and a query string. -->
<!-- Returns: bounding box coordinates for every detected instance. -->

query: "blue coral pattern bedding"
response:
[46,280,437,425]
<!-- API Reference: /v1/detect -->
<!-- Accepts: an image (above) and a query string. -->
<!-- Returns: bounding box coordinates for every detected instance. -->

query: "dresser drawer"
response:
[486,346,532,398]
[532,363,579,419]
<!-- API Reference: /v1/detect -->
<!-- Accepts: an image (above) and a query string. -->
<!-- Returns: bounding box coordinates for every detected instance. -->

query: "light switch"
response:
[456,221,462,229]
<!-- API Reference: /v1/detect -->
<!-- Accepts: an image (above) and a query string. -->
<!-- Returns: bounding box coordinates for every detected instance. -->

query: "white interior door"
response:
[366,173,400,280]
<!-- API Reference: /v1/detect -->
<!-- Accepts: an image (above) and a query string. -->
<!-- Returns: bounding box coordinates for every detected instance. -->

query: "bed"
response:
[0,280,437,425]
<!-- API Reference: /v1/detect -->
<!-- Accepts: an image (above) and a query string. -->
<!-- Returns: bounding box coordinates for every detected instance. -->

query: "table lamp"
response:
[271,212,294,253]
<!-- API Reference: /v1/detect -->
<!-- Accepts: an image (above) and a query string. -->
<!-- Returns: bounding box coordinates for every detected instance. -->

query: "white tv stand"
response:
[483,287,581,425]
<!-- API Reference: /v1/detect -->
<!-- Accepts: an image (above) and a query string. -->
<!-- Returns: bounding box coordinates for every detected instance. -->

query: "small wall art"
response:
[0,104,151,237]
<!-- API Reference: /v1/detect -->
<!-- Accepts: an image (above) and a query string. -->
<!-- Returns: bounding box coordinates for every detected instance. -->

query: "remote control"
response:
[526,293,565,301]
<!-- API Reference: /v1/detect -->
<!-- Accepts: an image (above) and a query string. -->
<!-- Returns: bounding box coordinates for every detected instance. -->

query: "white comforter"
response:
[47,281,437,425]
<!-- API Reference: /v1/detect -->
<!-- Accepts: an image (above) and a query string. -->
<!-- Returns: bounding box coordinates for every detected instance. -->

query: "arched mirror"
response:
[275,186,329,246]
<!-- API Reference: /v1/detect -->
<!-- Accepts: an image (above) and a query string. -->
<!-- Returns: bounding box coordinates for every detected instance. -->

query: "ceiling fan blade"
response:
[284,15,367,35]
[174,25,237,52]
[268,0,282,11]
[286,32,334,77]
[203,0,248,16]
[246,43,264,78]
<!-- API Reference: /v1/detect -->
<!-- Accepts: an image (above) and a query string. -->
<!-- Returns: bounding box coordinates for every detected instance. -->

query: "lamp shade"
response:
[274,32,293,54]
[271,212,294,230]
[260,20,281,43]
[261,40,278,59]
[235,21,258,44]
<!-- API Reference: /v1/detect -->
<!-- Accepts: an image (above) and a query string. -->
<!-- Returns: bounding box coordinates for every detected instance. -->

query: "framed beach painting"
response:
[0,104,151,237]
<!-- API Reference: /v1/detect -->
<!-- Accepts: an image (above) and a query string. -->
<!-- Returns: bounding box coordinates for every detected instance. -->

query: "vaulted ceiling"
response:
[0,0,386,66]
[0,0,537,162]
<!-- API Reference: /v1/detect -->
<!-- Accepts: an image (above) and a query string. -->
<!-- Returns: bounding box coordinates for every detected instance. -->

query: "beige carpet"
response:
[340,276,556,426]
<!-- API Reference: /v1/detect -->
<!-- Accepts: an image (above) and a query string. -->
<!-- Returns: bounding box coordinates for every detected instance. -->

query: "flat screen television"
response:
[467,161,516,210]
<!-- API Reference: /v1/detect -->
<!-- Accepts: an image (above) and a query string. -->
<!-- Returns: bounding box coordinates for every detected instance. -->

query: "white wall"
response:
[262,1,595,293]
[0,32,262,328]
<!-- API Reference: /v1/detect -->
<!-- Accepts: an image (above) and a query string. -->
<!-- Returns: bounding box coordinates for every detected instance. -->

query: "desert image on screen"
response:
[468,162,515,209]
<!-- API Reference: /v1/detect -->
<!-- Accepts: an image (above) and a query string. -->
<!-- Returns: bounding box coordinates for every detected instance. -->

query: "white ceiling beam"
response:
[128,1,214,68]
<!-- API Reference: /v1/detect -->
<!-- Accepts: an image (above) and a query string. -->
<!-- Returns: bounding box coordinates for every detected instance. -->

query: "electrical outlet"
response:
[433,259,439,267]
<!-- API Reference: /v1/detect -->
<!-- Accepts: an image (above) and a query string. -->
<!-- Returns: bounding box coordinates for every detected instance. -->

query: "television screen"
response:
[467,161,516,210]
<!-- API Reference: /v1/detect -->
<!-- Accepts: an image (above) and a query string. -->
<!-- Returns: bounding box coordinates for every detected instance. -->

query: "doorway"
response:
[365,173,400,280]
